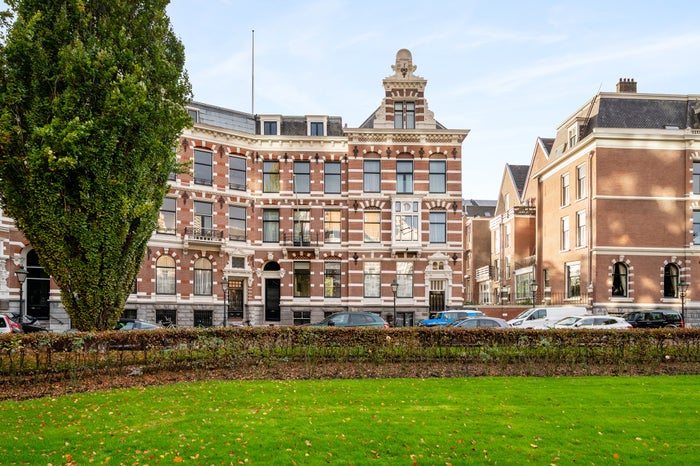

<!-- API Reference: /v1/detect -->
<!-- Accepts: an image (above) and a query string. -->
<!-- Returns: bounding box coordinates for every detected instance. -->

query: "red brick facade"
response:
[0,49,468,329]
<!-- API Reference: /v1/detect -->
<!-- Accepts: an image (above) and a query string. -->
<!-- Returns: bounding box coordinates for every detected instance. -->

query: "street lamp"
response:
[679,281,690,325]
[529,279,538,307]
[390,279,399,328]
[222,276,229,327]
[15,266,28,321]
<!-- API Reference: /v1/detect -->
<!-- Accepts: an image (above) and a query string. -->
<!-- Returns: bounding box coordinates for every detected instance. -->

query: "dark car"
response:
[309,312,389,328]
[451,317,510,329]
[8,313,48,333]
[623,310,684,328]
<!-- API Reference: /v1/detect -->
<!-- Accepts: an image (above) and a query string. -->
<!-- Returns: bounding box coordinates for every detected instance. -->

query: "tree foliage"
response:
[0,0,191,330]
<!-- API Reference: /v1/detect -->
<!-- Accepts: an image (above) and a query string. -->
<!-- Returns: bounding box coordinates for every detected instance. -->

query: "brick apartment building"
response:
[461,200,496,304]
[479,79,700,324]
[0,49,469,330]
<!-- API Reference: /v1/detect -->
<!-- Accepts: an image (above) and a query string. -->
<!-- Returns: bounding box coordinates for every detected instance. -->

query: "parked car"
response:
[115,318,162,330]
[623,310,684,328]
[309,312,389,328]
[552,315,632,329]
[452,317,510,329]
[417,309,484,327]
[8,313,48,333]
[507,306,589,329]
[0,314,22,333]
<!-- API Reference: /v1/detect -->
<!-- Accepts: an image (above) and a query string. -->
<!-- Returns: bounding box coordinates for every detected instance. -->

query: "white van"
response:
[507,306,589,329]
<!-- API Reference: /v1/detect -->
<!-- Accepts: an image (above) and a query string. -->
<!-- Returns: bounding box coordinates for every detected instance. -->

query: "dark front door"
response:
[27,250,50,319]
[227,279,244,319]
[429,291,444,317]
[265,278,281,321]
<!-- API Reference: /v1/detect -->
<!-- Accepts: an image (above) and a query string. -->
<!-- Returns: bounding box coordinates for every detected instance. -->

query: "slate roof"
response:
[508,164,530,195]
[462,199,496,217]
[540,138,554,154]
[581,96,700,138]
[188,101,344,136]
[190,101,255,133]
[255,116,344,137]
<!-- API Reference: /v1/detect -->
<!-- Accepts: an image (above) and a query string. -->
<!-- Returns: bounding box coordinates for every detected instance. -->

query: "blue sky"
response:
[167,0,700,199]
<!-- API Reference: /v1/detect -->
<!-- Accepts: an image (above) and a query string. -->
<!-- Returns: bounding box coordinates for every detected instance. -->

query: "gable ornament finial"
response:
[392,48,416,79]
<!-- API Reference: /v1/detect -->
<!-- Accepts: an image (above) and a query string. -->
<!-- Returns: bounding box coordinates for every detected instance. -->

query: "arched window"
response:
[664,263,680,298]
[156,255,176,295]
[263,261,280,272]
[194,257,212,296]
[611,262,628,297]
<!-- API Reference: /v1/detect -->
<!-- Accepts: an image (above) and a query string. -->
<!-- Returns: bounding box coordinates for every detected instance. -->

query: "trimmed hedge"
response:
[2,327,699,380]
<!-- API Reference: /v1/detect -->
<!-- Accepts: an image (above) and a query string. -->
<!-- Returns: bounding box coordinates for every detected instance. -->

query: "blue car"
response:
[417,309,484,327]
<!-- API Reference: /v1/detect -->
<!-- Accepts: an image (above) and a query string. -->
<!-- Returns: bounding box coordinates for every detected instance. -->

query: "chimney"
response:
[616,78,637,93]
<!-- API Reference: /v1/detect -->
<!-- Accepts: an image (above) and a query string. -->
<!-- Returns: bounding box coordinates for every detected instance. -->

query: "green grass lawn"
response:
[1,376,698,464]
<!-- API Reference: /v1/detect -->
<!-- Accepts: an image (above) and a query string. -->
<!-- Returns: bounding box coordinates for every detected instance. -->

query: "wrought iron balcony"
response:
[184,227,224,242]
[281,231,321,248]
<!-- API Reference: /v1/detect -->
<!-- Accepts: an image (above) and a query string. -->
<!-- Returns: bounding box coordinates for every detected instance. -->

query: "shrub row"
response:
[2,326,699,379]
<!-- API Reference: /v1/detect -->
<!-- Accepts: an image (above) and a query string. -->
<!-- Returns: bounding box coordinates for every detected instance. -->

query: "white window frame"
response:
[576,210,586,248]
[260,115,282,135]
[565,262,581,299]
[561,173,570,206]
[567,122,579,148]
[561,216,570,251]
[306,116,328,136]
[392,199,420,247]
[576,164,586,200]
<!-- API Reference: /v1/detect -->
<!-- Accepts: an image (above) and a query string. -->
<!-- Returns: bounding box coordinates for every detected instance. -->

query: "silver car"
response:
[553,315,632,329]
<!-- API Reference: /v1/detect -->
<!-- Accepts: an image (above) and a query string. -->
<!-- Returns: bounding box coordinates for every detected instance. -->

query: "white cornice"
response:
[593,246,700,256]
[344,128,469,145]
[183,125,348,152]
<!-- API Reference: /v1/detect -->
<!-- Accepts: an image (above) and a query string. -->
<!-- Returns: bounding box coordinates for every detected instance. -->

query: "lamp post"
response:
[222,276,229,327]
[390,279,399,328]
[530,279,538,308]
[679,281,690,325]
[15,266,28,322]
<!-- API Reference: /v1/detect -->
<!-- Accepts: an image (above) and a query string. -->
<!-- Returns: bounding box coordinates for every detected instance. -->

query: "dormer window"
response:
[394,101,415,129]
[310,122,324,136]
[187,107,199,123]
[306,116,327,136]
[260,115,281,135]
[567,123,579,148]
[263,121,278,135]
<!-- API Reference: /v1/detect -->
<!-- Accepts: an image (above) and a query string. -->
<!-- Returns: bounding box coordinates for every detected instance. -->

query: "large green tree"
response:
[0,0,191,330]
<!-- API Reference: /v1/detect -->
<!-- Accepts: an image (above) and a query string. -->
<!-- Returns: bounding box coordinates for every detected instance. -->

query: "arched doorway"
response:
[263,262,281,322]
[26,250,50,319]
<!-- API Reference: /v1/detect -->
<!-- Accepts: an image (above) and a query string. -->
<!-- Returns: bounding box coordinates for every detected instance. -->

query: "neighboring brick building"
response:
[461,199,496,304]
[0,49,469,329]
[488,164,536,306]
[525,80,700,323]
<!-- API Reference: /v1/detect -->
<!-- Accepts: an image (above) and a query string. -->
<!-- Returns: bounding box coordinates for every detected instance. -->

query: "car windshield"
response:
[515,309,532,319]
[556,317,580,326]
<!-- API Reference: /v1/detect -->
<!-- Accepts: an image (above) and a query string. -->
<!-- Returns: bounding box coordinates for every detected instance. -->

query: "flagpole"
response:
[251,29,255,115]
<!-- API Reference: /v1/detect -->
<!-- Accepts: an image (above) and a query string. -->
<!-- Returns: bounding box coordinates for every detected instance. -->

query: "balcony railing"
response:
[281,231,321,248]
[184,227,224,242]
[509,291,590,306]
[543,291,590,306]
